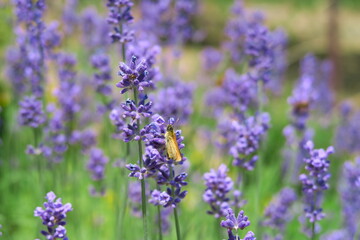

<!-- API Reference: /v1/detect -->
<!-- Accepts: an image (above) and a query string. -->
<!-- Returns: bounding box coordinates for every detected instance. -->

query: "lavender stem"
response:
[133,87,149,240]
[169,164,181,240]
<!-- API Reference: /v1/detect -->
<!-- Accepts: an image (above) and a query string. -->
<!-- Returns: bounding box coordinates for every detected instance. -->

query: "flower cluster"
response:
[34,191,73,240]
[221,208,255,240]
[127,40,161,84]
[299,141,334,223]
[287,54,317,130]
[150,80,194,125]
[334,102,360,154]
[11,0,60,97]
[62,0,78,35]
[55,53,81,124]
[203,164,234,218]
[202,47,223,72]
[125,115,188,208]
[91,53,112,96]
[263,187,297,237]
[87,148,109,181]
[339,158,360,238]
[140,0,198,45]
[117,56,152,94]
[106,0,134,43]
[40,107,68,163]
[18,96,46,128]
[218,113,270,171]
[206,69,256,116]
[224,0,283,85]
[80,7,110,51]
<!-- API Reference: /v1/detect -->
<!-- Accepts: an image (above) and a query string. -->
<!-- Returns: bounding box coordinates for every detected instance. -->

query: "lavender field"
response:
[0,0,359,240]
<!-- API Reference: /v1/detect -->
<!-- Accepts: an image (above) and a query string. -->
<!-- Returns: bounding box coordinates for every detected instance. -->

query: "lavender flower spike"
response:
[87,148,109,181]
[299,140,334,234]
[34,191,73,240]
[18,96,46,128]
[220,208,255,240]
[116,56,150,94]
[203,164,233,218]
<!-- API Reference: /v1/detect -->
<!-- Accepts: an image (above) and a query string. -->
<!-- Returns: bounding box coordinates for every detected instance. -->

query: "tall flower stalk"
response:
[299,141,334,239]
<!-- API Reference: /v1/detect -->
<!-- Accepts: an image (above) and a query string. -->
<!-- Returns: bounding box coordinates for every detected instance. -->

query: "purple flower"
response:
[87,148,109,181]
[202,47,223,71]
[18,96,46,128]
[80,7,111,51]
[34,191,72,240]
[62,0,78,35]
[265,28,287,95]
[149,189,171,206]
[203,164,234,218]
[117,56,151,94]
[91,53,112,96]
[106,0,134,43]
[321,229,349,240]
[218,113,270,171]
[55,53,81,122]
[206,69,256,116]
[263,187,296,233]
[41,107,68,163]
[339,158,360,238]
[140,0,198,45]
[150,80,194,125]
[299,141,334,223]
[121,96,152,123]
[12,0,47,97]
[220,208,255,240]
[287,54,317,131]
[70,129,97,151]
[334,104,360,154]
[221,208,250,230]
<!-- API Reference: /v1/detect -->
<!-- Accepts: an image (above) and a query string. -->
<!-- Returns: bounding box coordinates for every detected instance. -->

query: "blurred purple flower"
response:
[150,80,194,125]
[339,158,360,238]
[62,0,78,35]
[91,53,112,96]
[80,8,111,51]
[321,230,350,240]
[206,69,257,117]
[202,47,223,72]
[203,164,234,218]
[55,53,81,122]
[106,0,134,44]
[87,148,109,181]
[263,187,296,234]
[18,96,46,128]
[334,103,360,154]
[218,113,270,171]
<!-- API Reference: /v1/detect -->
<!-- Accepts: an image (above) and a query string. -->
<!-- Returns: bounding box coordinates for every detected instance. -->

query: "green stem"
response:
[173,207,181,240]
[157,201,163,240]
[33,128,44,196]
[133,88,148,240]
[169,164,181,240]
[311,221,315,240]
[255,80,264,236]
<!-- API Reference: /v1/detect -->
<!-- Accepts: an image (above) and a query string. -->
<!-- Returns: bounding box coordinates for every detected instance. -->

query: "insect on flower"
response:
[165,124,182,162]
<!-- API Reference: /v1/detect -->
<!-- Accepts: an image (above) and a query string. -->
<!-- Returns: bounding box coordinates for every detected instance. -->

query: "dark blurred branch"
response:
[328,0,341,93]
